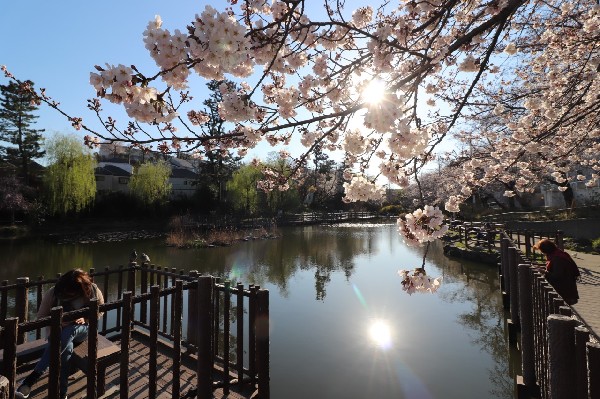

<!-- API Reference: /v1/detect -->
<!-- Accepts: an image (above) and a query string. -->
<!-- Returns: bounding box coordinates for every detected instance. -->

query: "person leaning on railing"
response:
[534,239,580,305]
[16,268,104,399]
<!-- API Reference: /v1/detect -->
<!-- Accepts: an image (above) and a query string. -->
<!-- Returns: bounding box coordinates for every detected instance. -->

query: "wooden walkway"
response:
[567,251,600,339]
[16,333,257,399]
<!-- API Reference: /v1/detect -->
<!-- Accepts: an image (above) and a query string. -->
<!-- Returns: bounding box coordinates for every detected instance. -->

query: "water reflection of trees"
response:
[242,226,374,300]
[428,241,514,399]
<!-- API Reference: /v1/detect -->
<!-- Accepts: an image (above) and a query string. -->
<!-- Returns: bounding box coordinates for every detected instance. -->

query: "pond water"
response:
[0,224,515,398]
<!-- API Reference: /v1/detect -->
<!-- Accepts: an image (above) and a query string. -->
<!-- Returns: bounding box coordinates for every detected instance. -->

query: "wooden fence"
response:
[0,264,270,399]
[499,232,600,399]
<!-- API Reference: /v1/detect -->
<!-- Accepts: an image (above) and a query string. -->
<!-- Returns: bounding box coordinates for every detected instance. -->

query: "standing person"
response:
[16,269,104,399]
[534,239,580,305]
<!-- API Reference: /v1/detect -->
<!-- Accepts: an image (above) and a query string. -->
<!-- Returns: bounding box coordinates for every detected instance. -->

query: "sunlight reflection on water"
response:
[368,318,393,350]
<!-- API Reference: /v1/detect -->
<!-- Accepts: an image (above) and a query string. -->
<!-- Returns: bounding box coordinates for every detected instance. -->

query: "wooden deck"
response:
[16,333,258,399]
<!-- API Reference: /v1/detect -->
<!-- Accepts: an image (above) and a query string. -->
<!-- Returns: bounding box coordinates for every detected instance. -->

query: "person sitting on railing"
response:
[16,268,104,399]
[534,239,580,305]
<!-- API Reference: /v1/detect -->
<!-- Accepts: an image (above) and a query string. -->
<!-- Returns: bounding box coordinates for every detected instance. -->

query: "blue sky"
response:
[1,1,219,140]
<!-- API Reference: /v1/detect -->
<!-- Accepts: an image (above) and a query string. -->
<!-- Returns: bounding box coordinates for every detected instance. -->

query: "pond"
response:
[0,223,515,398]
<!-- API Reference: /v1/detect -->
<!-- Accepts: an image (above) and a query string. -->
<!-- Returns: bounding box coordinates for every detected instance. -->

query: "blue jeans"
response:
[35,324,89,396]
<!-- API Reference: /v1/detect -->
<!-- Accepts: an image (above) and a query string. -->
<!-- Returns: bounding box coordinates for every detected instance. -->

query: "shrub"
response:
[379,204,404,216]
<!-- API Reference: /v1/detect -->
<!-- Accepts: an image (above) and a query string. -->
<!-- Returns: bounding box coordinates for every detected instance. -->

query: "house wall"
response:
[170,177,195,198]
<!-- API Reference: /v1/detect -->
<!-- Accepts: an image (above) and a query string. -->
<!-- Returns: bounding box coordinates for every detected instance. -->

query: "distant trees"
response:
[43,133,96,216]
[0,176,34,223]
[129,160,172,207]
[194,80,241,210]
[227,163,262,215]
[0,80,45,184]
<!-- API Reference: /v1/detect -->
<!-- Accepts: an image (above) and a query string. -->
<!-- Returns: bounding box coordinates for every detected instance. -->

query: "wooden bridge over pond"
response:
[0,264,269,399]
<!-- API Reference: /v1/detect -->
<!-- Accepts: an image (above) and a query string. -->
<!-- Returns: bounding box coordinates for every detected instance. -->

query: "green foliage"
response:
[227,163,262,214]
[43,133,96,215]
[262,153,302,214]
[129,160,172,206]
[0,80,45,183]
[592,237,600,252]
[379,204,404,216]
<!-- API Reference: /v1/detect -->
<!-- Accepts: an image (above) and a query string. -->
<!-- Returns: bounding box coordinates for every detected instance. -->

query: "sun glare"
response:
[368,319,393,350]
[361,79,386,105]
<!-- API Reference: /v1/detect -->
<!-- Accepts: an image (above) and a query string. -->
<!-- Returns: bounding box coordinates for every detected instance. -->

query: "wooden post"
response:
[249,286,258,385]
[559,306,572,317]
[525,231,532,258]
[149,285,160,399]
[574,326,589,399]
[588,342,600,399]
[172,281,183,399]
[103,267,110,333]
[508,247,520,330]
[213,278,220,360]
[15,277,29,344]
[117,266,124,331]
[547,315,579,399]
[35,276,43,340]
[120,292,133,399]
[86,299,99,399]
[163,271,169,333]
[197,276,213,399]
[187,271,199,347]
[48,307,63,399]
[140,264,148,325]
[555,230,564,251]
[256,289,270,399]
[0,281,7,338]
[170,268,177,337]
[2,318,18,398]
[223,281,231,395]
[501,238,510,309]
[518,265,536,390]
[127,263,136,295]
[236,283,244,388]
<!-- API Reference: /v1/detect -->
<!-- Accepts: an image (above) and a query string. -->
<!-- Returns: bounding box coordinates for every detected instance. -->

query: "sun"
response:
[361,78,387,105]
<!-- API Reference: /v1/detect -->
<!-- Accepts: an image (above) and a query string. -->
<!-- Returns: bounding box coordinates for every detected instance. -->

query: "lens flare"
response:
[352,283,368,309]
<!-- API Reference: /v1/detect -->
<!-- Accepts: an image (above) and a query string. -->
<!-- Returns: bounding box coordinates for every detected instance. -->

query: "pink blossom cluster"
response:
[397,269,442,295]
[397,206,448,247]
[342,175,384,203]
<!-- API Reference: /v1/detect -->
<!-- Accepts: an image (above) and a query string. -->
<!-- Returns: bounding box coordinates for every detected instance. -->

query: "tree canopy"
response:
[129,160,172,206]
[43,133,96,216]
[3,0,599,245]
[0,80,45,183]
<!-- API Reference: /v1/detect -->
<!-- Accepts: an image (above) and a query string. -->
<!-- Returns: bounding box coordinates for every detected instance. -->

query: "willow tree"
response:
[44,133,96,215]
[227,163,262,215]
[129,160,172,206]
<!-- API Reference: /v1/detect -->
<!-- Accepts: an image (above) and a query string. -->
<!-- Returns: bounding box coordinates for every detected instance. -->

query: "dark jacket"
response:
[545,250,580,305]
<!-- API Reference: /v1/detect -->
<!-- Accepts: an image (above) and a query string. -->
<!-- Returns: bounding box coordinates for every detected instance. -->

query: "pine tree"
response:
[0,80,45,184]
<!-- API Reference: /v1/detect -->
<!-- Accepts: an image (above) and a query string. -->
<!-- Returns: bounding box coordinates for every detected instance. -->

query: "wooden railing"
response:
[0,264,270,399]
[498,233,600,399]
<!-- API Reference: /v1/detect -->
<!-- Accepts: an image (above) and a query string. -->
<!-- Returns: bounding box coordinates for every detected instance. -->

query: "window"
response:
[118,177,129,184]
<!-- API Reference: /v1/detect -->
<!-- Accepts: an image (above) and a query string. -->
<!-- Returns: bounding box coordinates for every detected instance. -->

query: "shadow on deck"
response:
[17,332,257,399]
